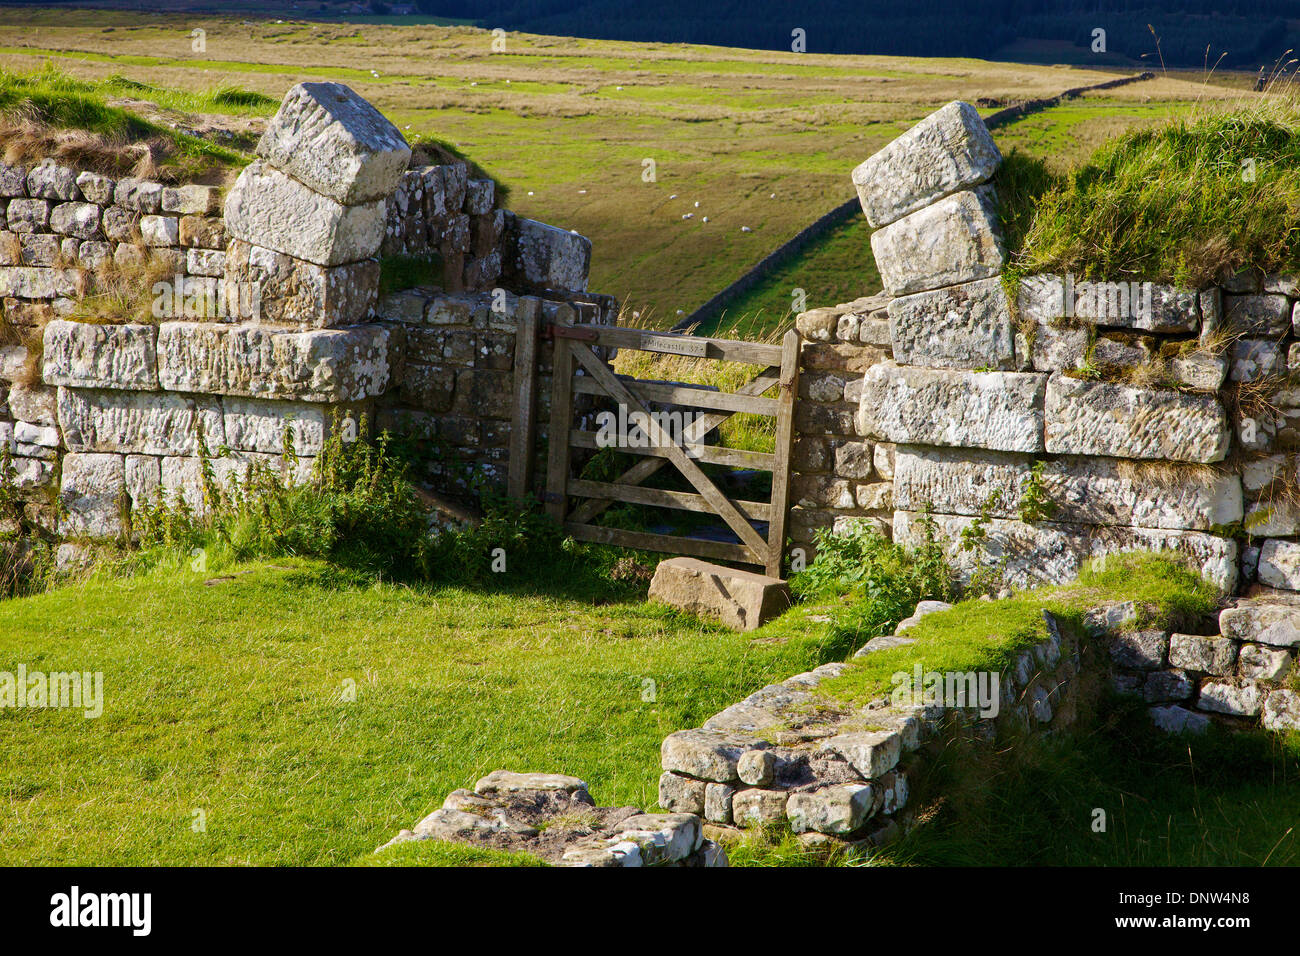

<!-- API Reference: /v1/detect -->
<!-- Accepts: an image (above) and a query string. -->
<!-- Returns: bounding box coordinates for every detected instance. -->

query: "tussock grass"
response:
[1005,86,1300,287]
[880,705,1300,867]
[0,63,252,180]
[68,249,176,325]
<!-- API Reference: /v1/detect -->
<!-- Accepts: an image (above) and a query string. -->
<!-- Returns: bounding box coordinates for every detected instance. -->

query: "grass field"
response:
[0,7,1248,327]
[2,548,1295,867]
[0,557,848,865]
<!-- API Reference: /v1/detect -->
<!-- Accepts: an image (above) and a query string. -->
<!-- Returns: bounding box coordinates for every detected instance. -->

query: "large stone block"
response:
[731,788,789,827]
[824,730,901,778]
[157,321,390,402]
[222,396,344,457]
[1197,680,1265,717]
[502,214,590,293]
[0,265,85,299]
[887,276,1015,370]
[72,172,111,205]
[49,202,100,239]
[223,160,386,267]
[223,239,380,328]
[1169,633,1237,676]
[786,784,875,835]
[1256,540,1300,592]
[42,320,159,390]
[857,362,1045,452]
[1263,689,1300,732]
[1015,274,1199,334]
[661,729,760,782]
[7,382,57,426]
[1219,602,1300,648]
[1224,293,1290,336]
[893,445,1242,531]
[256,82,410,205]
[57,386,224,456]
[658,772,706,815]
[27,160,79,201]
[648,557,791,632]
[893,510,1237,593]
[870,189,1005,297]
[1044,374,1229,463]
[59,452,126,538]
[851,101,1000,227]
[1076,282,1198,334]
[161,184,221,215]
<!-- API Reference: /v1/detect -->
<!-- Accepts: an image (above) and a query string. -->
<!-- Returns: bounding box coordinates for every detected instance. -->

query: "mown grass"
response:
[0,556,850,866]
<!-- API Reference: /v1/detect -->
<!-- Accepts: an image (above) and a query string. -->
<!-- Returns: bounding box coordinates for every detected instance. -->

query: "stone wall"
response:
[787,292,896,559]
[372,285,616,493]
[656,600,1080,848]
[0,81,611,540]
[1099,596,1300,733]
[800,98,1300,600]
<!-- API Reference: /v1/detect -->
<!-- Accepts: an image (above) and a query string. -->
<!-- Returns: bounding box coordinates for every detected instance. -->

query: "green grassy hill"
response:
[0,7,1246,327]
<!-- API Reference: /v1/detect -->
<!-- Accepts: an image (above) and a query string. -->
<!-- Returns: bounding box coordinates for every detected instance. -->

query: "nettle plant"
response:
[792,515,954,641]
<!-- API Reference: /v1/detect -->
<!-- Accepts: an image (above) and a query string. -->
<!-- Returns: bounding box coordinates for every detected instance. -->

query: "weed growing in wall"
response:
[791,515,953,642]
[127,416,654,598]
[1018,461,1058,523]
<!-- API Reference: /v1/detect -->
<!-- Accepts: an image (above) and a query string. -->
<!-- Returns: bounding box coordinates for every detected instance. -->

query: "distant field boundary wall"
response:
[673,70,1156,334]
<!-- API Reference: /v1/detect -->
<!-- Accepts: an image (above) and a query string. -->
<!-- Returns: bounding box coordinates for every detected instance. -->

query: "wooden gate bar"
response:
[571,376,779,415]
[567,365,781,526]
[544,334,575,522]
[567,478,772,521]
[563,522,757,564]
[567,430,775,470]
[506,301,540,500]
[582,325,783,366]
[569,343,771,556]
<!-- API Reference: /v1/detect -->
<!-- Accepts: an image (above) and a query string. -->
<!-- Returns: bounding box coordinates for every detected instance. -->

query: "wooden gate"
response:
[520,322,799,578]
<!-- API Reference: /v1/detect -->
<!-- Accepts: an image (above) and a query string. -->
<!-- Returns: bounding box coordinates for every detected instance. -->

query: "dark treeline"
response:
[418,0,1298,70]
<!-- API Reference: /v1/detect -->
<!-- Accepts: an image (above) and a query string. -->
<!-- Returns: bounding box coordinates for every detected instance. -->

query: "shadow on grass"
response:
[880,696,1300,867]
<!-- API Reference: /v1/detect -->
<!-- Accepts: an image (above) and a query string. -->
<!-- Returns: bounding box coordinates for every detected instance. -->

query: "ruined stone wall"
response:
[833,100,1300,600]
[657,600,1081,849]
[777,99,1300,727]
[372,285,616,494]
[0,82,610,541]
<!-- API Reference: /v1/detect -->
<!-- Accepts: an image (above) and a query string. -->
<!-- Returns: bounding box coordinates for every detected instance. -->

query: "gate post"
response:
[765,328,800,577]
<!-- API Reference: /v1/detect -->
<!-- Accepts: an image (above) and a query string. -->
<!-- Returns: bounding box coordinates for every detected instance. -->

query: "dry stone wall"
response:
[0,82,609,541]
[1098,596,1300,734]
[788,293,896,559]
